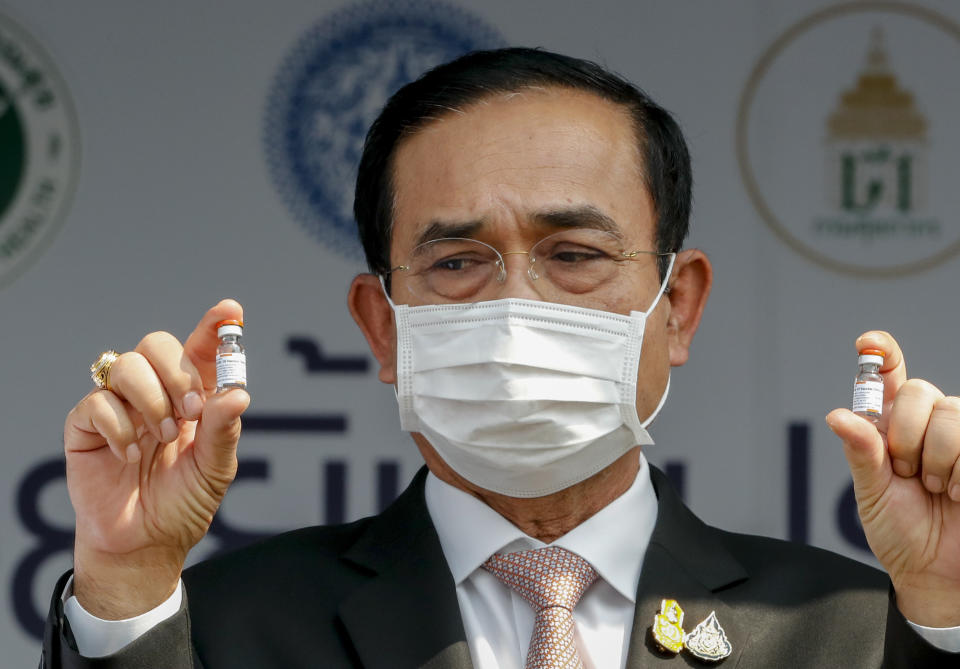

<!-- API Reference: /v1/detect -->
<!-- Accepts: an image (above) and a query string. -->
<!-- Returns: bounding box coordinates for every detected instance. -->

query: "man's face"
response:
[386,87,672,421]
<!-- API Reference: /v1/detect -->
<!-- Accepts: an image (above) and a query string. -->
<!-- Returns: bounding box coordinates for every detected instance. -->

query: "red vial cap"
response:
[216,319,244,328]
[860,348,885,357]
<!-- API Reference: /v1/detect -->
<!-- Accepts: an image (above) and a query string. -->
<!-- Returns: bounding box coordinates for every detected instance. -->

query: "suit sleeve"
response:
[40,571,201,669]
[883,585,959,668]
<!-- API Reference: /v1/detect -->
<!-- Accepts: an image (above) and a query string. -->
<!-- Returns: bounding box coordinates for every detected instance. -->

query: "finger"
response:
[826,407,890,502]
[887,378,944,479]
[135,331,205,420]
[107,351,178,444]
[183,299,244,391]
[193,388,250,485]
[128,427,157,468]
[920,396,960,495]
[855,330,906,401]
[949,445,960,503]
[65,390,140,463]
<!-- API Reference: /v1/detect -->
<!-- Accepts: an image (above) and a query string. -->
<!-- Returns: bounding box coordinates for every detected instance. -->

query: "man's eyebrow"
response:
[411,205,622,247]
[532,206,622,235]
[414,219,484,247]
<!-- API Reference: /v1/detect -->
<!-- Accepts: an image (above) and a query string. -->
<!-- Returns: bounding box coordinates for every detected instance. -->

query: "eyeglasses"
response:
[385,228,674,305]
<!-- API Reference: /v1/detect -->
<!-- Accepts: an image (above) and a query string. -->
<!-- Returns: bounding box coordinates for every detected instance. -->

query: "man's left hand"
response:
[827,330,960,628]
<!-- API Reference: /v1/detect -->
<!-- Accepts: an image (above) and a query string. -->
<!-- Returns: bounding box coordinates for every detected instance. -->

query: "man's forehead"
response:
[389,87,654,249]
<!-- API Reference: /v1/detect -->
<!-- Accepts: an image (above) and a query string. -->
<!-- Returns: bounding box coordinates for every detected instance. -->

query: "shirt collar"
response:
[425,452,658,603]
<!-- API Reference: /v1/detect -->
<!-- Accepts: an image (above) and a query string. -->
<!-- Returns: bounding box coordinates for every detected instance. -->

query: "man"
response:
[42,48,959,667]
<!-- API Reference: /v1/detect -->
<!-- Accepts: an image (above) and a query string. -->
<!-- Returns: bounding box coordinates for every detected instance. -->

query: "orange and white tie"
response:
[483,546,598,669]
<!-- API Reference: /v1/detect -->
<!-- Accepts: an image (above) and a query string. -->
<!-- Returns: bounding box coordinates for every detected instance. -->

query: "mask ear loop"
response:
[635,252,677,431]
[640,372,670,429]
[378,275,398,310]
[644,252,677,316]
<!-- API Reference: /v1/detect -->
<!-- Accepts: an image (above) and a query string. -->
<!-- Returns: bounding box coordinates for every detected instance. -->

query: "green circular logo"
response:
[0,13,80,288]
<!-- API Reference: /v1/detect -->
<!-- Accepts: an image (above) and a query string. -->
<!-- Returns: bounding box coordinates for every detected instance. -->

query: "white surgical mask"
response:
[382,258,673,498]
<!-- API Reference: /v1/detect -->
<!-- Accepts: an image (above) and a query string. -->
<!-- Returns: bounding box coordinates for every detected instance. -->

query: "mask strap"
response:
[378,275,399,311]
[645,253,677,316]
[640,371,670,429]
[631,254,676,432]
[378,275,417,428]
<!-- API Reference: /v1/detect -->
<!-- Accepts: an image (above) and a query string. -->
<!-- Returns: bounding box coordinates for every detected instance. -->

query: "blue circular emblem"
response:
[264,0,504,260]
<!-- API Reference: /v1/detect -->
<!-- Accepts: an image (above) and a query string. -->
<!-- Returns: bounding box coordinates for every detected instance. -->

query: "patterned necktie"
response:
[483,546,599,669]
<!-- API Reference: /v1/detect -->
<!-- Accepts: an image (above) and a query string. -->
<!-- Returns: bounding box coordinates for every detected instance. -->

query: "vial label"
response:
[216,352,247,390]
[852,380,883,416]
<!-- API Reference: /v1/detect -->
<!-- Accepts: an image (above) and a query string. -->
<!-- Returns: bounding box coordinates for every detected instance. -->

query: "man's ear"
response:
[665,249,712,367]
[348,274,397,384]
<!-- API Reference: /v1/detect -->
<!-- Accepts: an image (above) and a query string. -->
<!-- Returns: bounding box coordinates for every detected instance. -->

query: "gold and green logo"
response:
[737,2,960,276]
[818,28,934,240]
[0,13,79,289]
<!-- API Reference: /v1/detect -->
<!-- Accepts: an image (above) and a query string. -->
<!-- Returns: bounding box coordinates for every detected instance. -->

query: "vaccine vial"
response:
[216,319,246,392]
[852,348,884,423]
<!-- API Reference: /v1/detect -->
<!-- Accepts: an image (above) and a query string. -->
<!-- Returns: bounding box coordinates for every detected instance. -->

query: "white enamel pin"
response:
[683,610,733,662]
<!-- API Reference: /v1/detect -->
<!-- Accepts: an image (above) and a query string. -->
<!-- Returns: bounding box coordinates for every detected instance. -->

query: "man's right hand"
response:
[64,300,250,619]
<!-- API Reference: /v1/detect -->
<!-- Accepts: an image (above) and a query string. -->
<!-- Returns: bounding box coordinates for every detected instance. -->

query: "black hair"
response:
[353,47,691,280]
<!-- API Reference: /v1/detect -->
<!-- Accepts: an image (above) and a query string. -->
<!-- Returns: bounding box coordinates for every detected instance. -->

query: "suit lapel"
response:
[338,468,473,669]
[627,467,751,667]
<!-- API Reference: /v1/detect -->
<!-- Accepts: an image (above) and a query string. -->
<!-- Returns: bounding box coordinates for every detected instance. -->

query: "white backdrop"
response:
[2,1,958,664]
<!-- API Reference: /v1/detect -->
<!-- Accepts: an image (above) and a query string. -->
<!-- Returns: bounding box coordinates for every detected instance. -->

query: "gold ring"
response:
[90,350,120,390]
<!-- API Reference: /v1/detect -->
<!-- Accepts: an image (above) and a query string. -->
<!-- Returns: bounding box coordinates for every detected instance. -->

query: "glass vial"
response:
[852,348,884,423]
[216,319,246,392]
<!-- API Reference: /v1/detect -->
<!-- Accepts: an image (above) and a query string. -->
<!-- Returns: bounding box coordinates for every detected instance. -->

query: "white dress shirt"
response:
[62,577,183,658]
[424,452,658,669]
[64,452,960,658]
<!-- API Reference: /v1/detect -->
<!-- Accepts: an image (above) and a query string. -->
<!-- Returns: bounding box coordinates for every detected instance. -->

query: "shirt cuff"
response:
[906,619,960,653]
[61,574,184,658]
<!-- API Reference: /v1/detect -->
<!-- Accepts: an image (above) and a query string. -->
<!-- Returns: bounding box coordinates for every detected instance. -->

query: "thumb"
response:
[826,408,892,502]
[193,388,250,485]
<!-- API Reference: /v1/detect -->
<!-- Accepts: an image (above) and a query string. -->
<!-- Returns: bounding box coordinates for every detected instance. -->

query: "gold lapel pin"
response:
[650,598,686,654]
[683,610,733,662]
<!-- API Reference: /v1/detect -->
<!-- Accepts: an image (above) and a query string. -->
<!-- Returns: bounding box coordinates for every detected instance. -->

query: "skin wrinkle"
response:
[411,206,627,250]
[391,188,636,256]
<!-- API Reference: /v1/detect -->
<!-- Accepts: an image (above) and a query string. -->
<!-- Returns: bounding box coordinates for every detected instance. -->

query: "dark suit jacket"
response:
[42,466,956,667]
